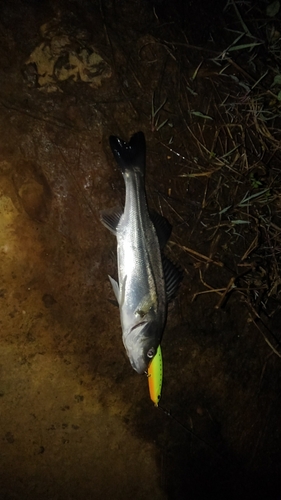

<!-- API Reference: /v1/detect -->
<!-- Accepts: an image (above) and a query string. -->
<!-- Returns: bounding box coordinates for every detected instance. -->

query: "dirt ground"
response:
[0,0,281,499]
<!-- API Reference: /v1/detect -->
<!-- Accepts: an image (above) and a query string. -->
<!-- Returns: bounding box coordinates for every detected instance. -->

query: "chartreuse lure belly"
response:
[147,345,163,406]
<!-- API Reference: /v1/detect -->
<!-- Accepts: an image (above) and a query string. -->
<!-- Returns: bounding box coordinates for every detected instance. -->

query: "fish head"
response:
[123,320,160,374]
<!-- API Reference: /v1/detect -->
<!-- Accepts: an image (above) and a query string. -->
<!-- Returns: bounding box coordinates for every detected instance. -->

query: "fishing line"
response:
[157,403,228,462]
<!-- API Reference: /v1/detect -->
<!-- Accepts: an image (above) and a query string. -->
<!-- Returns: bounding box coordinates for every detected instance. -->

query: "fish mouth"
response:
[125,322,151,374]
[130,358,147,375]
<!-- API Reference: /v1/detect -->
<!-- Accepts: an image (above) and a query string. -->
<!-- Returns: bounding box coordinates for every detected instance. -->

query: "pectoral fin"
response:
[134,292,156,318]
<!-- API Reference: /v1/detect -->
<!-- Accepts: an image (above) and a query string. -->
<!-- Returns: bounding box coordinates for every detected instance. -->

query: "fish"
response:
[100,131,182,374]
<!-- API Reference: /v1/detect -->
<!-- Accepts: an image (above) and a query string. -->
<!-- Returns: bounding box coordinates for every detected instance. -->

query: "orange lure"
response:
[147,345,163,406]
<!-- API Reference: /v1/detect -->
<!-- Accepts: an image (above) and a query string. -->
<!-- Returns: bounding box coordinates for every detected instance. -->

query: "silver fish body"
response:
[101,132,181,374]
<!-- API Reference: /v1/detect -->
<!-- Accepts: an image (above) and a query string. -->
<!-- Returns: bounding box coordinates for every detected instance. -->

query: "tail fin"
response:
[109,131,146,173]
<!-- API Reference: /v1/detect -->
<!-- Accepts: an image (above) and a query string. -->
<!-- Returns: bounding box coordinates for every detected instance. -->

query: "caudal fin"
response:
[109,131,146,173]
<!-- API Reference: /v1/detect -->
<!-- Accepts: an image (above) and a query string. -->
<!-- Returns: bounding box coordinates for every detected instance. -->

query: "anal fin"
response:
[100,206,123,235]
[150,210,172,248]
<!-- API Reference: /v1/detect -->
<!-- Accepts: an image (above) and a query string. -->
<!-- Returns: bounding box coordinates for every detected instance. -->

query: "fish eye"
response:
[147,347,155,359]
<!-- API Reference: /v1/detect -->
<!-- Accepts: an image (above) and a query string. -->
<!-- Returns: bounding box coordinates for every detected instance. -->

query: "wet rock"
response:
[24,18,112,92]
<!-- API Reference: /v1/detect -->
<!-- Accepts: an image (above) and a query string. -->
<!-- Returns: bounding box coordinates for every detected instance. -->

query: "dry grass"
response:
[149,1,281,355]
[101,0,281,356]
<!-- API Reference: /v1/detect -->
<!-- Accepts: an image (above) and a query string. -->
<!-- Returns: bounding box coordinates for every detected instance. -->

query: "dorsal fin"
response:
[162,255,183,301]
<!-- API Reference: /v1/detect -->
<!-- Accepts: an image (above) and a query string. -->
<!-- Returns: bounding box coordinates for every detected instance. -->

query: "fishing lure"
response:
[147,345,163,406]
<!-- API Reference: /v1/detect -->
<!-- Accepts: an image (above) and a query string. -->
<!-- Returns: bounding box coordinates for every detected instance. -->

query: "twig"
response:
[169,241,224,267]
